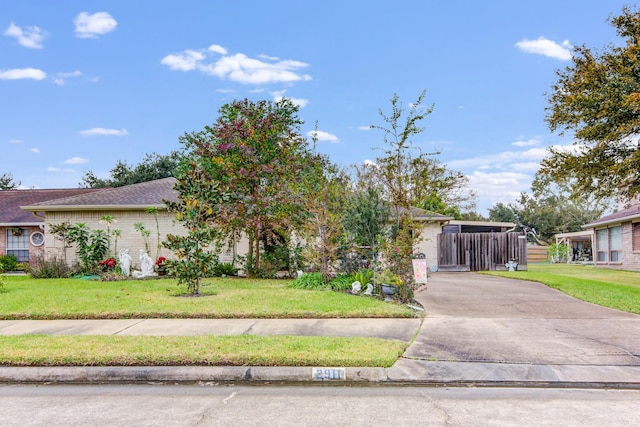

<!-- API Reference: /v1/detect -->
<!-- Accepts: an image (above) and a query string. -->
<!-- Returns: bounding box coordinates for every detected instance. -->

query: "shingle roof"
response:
[583,203,640,228]
[22,177,179,210]
[0,188,102,224]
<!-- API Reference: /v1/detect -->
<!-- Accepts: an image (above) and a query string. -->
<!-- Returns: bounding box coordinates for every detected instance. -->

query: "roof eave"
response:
[583,214,640,229]
[20,204,168,212]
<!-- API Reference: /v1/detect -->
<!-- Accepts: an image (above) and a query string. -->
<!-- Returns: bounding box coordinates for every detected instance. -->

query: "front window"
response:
[609,226,622,262]
[596,226,623,263]
[6,228,29,262]
[596,229,608,262]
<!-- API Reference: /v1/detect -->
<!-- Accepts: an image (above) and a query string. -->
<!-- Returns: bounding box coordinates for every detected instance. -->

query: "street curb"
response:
[2,362,640,389]
[0,366,389,385]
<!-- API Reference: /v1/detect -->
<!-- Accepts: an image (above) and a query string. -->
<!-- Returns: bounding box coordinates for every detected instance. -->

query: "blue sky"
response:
[0,1,631,214]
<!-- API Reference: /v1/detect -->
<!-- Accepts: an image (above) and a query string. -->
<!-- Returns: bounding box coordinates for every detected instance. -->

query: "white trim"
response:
[30,231,44,247]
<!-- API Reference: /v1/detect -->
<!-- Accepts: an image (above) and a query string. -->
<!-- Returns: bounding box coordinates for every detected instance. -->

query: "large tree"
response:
[182,99,310,277]
[81,151,182,188]
[543,6,640,202]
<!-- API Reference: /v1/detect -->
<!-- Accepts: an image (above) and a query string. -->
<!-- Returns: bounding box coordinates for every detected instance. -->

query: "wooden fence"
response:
[437,232,528,272]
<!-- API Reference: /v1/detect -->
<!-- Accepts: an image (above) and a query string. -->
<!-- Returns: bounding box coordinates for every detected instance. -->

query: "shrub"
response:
[15,262,29,271]
[328,274,353,291]
[547,243,570,263]
[213,262,238,277]
[291,272,325,290]
[0,254,18,272]
[351,269,374,285]
[28,257,74,279]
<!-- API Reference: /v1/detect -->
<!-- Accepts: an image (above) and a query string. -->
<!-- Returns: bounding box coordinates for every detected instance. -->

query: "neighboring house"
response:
[582,203,640,270]
[554,230,594,263]
[0,188,101,264]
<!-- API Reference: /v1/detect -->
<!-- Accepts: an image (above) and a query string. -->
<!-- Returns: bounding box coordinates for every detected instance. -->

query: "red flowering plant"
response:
[155,256,167,271]
[98,257,117,271]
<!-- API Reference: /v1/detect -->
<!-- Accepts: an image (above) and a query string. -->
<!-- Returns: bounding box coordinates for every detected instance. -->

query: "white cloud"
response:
[53,70,82,86]
[358,126,373,131]
[161,50,205,71]
[511,138,541,147]
[64,157,88,165]
[162,44,312,85]
[4,22,46,49]
[216,88,236,94]
[468,170,532,212]
[208,44,228,55]
[47,167,75,173]
[516,37,572,60]
[307,130,338,143]
[79,127,128,136]
[74,12,117,38]
[270,90,309,108]
[448,147,547,170]
[9,139,22,144]
[0,68,46,80]
[29,148,40,153]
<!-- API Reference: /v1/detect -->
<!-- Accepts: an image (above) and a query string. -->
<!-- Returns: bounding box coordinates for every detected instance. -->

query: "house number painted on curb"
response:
[312,367,346,381]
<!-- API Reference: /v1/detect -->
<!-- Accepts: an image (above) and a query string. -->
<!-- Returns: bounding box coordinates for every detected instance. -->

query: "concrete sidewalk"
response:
[2,272,640,387]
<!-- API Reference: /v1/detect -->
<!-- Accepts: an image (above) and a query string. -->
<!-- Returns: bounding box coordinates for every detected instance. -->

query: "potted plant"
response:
[155,256,167,276]
[376,269,402,302]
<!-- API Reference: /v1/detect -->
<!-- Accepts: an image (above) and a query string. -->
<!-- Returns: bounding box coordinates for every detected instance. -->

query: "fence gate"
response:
[437,232,527,272]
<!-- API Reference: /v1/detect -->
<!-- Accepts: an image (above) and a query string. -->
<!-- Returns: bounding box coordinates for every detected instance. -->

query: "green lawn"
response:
[0,275,415,320]
[0,275,413,367]
[484,263,640,314]
[0,335,406,368]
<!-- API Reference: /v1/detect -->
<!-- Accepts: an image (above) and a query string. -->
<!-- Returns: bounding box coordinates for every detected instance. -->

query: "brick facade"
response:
[0,226,45,265]
[43,209,248,269]
[593,221,640,271]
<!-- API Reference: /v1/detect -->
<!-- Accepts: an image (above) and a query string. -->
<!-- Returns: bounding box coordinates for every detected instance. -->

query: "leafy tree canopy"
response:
[181,98,312,276]
[543,6,640,201]
[81,151,182,188]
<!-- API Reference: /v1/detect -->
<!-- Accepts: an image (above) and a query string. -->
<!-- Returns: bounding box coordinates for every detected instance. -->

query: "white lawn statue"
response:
[132,250,156,278]
[119,249,131,277]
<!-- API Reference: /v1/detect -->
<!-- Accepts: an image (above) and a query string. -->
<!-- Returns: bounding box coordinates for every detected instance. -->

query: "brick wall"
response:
[42,209,250,269]
[1,226,45,266]
[594,221,640,271]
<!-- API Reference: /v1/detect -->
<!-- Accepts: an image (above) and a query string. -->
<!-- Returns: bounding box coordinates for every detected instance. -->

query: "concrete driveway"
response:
[406,272,640,366]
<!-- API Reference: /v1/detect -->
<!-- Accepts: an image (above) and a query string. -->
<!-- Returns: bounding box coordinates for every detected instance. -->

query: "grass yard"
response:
[0,275,415,367]
[0,275,415,320]
[0,335,407,367]
[484,263,640,314]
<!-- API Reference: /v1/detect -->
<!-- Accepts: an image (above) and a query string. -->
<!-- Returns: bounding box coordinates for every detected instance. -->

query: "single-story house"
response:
[582,202,640,270]
[20,177,246,270]
[0,187,102,264]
